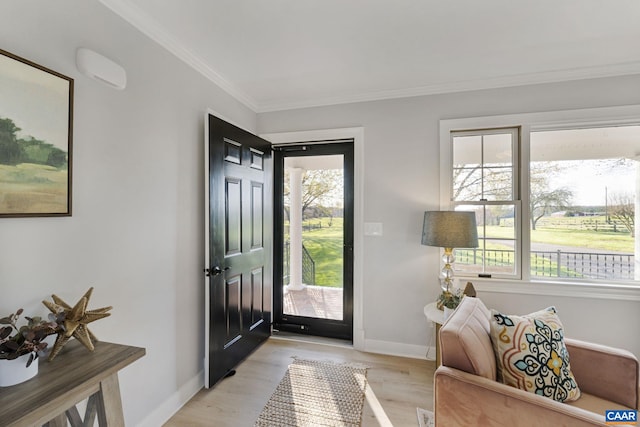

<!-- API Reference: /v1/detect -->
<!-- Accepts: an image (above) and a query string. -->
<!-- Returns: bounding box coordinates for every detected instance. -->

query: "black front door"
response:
[205,114,272,388]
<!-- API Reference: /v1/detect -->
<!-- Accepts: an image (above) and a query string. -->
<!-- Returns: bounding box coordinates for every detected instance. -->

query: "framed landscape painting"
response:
[0,49,73,217]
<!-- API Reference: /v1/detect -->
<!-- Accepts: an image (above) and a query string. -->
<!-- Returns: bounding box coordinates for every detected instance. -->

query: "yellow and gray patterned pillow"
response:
[489,306,580,402]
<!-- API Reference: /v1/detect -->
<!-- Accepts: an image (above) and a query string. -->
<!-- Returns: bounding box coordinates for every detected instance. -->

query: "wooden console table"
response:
[0,340,145,427]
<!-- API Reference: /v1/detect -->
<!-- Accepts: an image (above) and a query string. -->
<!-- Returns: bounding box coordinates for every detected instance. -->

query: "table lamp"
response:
[421,211,479,296]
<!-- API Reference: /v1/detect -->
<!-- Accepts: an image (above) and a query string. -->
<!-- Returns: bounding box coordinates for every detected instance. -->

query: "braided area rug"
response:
[255,358,368,427]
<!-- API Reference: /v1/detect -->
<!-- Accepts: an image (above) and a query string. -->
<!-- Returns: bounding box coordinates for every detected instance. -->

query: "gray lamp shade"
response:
[421,211,479,248]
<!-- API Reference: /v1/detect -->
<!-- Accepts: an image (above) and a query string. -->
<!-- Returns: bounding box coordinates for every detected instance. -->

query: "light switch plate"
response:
[364,222,383,236]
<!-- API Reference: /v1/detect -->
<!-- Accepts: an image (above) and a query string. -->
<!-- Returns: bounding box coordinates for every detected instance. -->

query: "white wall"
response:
[0,1,255,425]
[257,76,640,359]
[1,1,639,424]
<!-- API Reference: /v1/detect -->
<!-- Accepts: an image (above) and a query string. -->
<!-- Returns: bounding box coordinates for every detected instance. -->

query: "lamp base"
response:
[440,247,455,293]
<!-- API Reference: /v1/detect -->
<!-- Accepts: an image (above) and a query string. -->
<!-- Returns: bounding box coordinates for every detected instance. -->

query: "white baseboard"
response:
[363,338,429,360]
[353,328,366,351]
[425,345,437,362]
[136,370,203,427]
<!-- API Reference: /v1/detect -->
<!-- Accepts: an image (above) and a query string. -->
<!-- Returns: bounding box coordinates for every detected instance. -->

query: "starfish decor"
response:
[42,287,112,361]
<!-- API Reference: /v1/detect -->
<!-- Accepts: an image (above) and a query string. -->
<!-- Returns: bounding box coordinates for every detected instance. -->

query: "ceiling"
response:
[99,0,640,113]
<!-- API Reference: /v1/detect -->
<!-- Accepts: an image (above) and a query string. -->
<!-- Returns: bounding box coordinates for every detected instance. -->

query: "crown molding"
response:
[256,61,640,112]
[98,0,640,115]
[98,0,259,112]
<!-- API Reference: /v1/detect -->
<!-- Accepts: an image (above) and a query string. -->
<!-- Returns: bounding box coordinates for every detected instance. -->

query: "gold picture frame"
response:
[0,48,74,217]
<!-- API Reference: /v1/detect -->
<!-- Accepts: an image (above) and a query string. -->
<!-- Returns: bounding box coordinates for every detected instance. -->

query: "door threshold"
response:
[271,330,353,349]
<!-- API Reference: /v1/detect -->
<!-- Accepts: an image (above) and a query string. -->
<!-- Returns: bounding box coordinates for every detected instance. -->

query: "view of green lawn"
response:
[485,219,634,253]
[464,215,635,277]
[294,217,344,288]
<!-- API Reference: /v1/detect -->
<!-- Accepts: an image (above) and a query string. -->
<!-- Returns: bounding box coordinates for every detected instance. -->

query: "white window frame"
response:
[450,127,522,280]
[440,105,640,301]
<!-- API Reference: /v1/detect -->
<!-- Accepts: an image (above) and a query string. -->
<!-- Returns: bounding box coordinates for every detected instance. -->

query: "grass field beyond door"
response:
[286,217,344,288]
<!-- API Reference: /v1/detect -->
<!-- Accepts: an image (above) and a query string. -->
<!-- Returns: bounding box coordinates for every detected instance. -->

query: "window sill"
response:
[468,277,640,302]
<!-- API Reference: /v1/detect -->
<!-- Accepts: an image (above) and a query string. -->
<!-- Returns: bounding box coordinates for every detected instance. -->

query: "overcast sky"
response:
[550,159,636,206]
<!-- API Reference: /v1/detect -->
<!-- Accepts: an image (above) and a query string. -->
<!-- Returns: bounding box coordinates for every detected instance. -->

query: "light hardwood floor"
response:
[164,337,435,426]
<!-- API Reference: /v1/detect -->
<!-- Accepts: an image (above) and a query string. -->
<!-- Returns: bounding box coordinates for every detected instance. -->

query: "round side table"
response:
[424,302,444,366]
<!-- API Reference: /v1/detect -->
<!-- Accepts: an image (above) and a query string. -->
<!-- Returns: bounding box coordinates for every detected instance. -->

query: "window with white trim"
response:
[451,128,520,279]
[445,116,640,286]
[528,126,639,282]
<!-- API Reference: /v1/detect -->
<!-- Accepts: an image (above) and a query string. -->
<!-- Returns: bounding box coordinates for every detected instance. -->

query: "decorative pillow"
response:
[489,306,580,402]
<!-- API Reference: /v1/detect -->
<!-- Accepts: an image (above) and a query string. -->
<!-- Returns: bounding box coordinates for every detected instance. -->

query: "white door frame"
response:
[260,127,365,351]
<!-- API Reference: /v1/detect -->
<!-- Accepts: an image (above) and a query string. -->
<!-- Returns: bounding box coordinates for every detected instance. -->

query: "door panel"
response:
[251,182,263,249]
[250,267,264,328]
[226,178,242,255]
[206,114,272,388]
[225,275,242,346]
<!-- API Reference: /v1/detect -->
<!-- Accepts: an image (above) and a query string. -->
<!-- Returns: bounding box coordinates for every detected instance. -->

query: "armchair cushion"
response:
[565,338,639,409]
[440,296,496,380]
[435,366,617,427]
[489,306,581,403]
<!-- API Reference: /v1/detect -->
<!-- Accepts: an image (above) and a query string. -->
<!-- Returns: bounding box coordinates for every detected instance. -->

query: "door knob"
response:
[204,266,229,277]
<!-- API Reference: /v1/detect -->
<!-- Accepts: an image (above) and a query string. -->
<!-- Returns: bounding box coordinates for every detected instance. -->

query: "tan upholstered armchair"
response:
[434,297,639,426]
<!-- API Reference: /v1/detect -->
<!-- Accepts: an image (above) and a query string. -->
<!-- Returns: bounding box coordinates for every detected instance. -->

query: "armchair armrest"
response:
[435,366,606,427]
[565,338,639,409]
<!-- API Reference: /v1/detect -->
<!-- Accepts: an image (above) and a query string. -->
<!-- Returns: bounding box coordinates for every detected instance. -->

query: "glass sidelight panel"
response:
[282,155,344,321]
